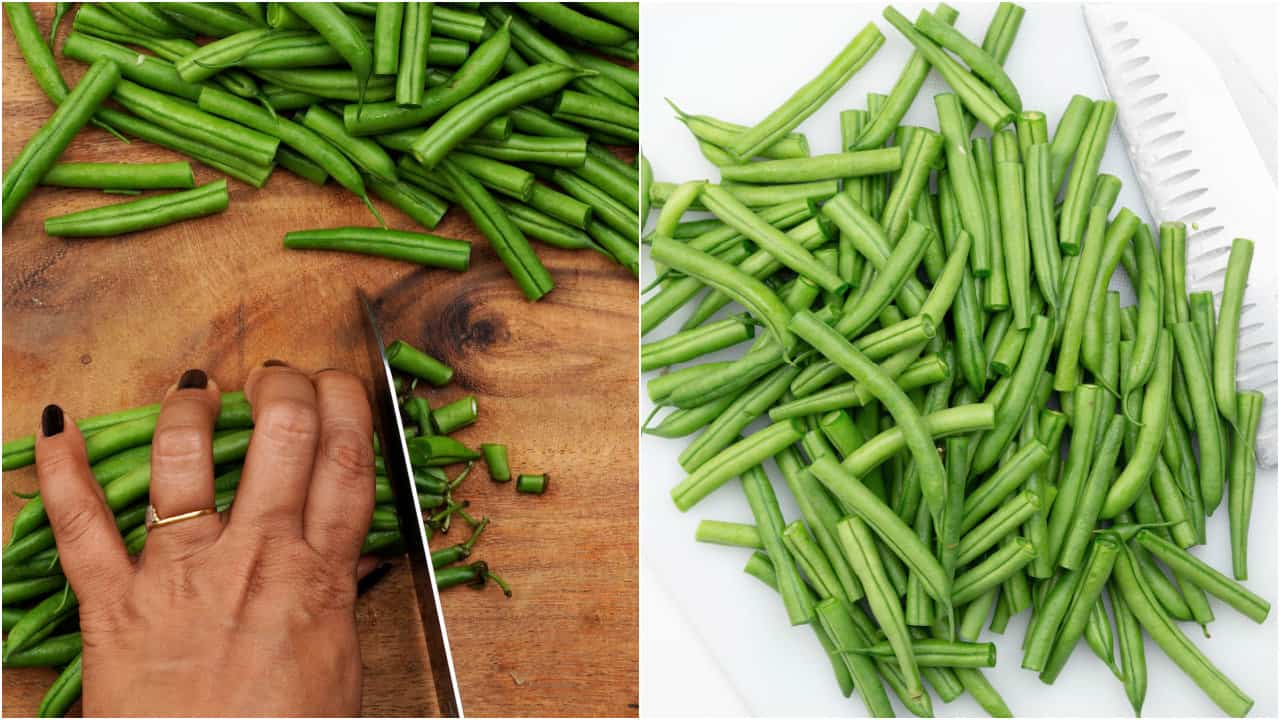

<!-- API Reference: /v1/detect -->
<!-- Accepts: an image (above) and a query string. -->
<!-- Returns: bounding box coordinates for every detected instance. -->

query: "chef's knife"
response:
[359,289,464,717]
[1084,4,1278,467]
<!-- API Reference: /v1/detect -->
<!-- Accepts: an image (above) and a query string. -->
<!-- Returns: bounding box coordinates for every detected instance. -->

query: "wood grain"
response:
[2,6,638,716]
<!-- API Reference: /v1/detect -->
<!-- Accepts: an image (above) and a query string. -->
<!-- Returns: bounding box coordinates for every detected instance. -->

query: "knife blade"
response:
[1084,4,1278,467]
[358,290,464,717]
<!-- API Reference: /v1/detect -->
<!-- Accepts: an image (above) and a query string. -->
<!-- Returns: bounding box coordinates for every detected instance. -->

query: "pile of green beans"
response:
[1,338,552,715]
[644,3,1270,717]
[4,1,639,295]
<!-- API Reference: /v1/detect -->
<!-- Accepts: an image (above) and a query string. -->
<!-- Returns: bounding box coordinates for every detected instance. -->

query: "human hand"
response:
[35,362,378,716]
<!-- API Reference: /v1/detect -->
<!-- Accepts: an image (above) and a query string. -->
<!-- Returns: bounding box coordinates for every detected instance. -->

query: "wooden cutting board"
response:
[2,6,638,716]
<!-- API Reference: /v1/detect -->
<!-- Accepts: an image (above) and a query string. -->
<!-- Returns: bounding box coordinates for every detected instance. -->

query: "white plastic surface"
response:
[640,3,1278,716]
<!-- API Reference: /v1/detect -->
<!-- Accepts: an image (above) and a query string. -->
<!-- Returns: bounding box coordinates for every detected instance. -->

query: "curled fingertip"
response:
[41,404,64,438]
[177,368,208,390]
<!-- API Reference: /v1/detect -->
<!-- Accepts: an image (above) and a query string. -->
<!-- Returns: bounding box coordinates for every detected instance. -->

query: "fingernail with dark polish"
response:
[42,405,64,437]
[178,369,208,390]
[263,359,289,368]
[357,562,394,597]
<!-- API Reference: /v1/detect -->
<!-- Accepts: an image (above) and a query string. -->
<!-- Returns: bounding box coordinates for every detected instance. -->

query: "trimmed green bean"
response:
[45,179,229,238]
[725,22,883,161]
[3,59,121,225]
[41,161,194,191]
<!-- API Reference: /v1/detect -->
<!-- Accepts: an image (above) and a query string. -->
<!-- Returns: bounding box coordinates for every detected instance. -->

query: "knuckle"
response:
[319,425,375,477]
[255,397,320,446]
[37,446,86,480]
[151,424,209,467]
[50,500,104,549]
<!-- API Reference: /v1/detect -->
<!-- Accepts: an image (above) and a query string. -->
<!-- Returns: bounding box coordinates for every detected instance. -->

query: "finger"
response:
[144,369,224,561]
[229,361,320,538]
[304,369,376,564]
[35,405,131,602]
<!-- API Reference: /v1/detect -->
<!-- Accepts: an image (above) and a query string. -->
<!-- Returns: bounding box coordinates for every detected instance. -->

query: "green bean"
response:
[837,515,924,700]
[1121,224,1163,414]
[972,137,1008,311]
[1213,238,1254,427]
[41,161,194,191]
[791,311,947,528]
[1169,322,1227,513]
[159,2,259,37]
[2,632,81,669]
[678,365,798,473]
[37,651,81,718]
[366,176,444,229]
[252,67,393,101]
[694,520,762,549]
[172,28,275,85]
[936,93,991,278]
[995,159,1032,328]
[282,225,470,270]
[372,1,404,75]
[1053,206,1109,391]
[3,575,66,605]
[742,466,813,625]
[1055,413,1126,570]
[768,355,949,420]
[814,598,895,715]
[699,185,844,294]
[724,22,883,161]
[1100,330,1172,518]
[1113,544,1253,716]
[1058,100,1116,254]
[670,419,802,511]
[1227,390,1264,579]
[916,9,1022,113]
[114,80,279,168]
[881,129,943,245]
[971,315,1052,473]
[1159,221,1190,324]
[853,638,997,668]
[1022,143,1061,308]
[1080,210,1139,381]
[519,2,633,46]
[1102,584,1146,716]
[44,179,230,238]
[289,2,372,105]
[430,395,476,435]
[3,59,120,225]
[440,156,554,301]
[650,239,795,361]
[385,340,452,388]
[411,62,586,169]
[952,536,1036,606]
[719,149,903,186]
[1136,529,1269,624]
[428,5,485,44]
[882,7,1014,130]
[851,3,957,152]
[455,134,588,168]
[295,105,395,183]
[961,441,1051,534]
[1021,568,1082,671]
[666,102,810,161]
[195,89,382,213]
[433,152,534,201]
[642,316,755,373]
[1038,535,1122,683]
[61,31,203,102]
[551,89,639,143]
[3,585,78,660]
[956,490,1041,566]
[495,197,594,251]
[104,3,191,37]
[812,462,957,627]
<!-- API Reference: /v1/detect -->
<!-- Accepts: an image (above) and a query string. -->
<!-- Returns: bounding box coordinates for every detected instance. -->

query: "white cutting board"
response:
[639,3,1278,716]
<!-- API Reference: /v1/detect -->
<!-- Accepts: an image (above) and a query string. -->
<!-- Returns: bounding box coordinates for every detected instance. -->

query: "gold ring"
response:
[146,505,218,529]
